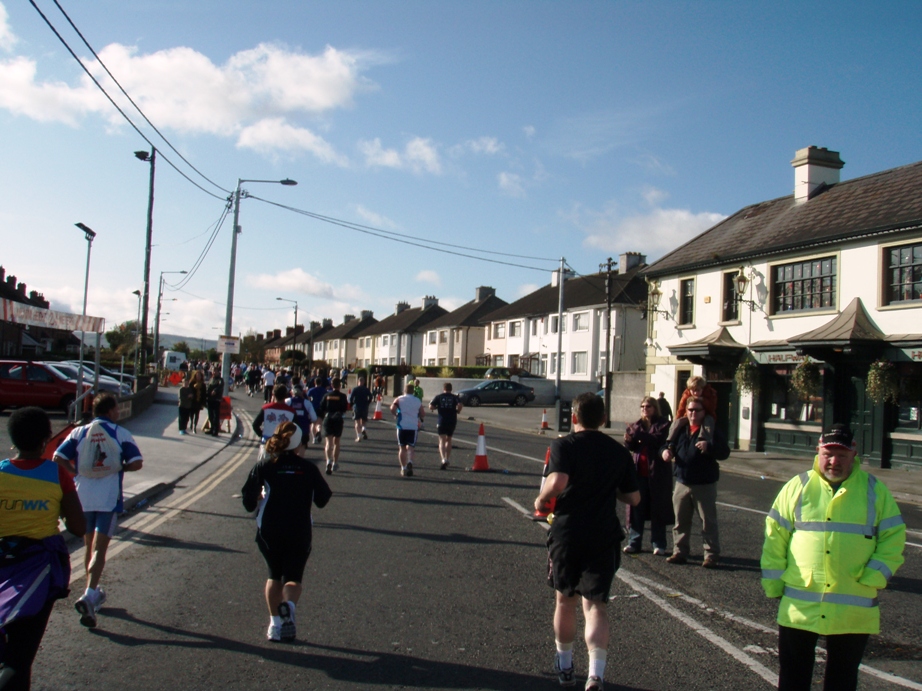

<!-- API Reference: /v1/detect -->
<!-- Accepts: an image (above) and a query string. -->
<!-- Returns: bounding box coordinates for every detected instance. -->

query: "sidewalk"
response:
[118,389,240,511]
[441,401,922,507]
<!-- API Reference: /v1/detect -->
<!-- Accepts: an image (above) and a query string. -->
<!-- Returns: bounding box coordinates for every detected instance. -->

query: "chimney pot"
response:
[792,146,844,202]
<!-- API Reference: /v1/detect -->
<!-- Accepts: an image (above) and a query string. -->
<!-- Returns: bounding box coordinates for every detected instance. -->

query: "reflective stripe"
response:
[794,521,877,537]
[783,586,878,608]
[761,569,784,579]
[878,514,905,531]
[866,559,893,581]
[768,508,792,532]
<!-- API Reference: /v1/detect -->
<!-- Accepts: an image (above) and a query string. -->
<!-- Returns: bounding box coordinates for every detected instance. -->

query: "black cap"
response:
[819,423,855,450]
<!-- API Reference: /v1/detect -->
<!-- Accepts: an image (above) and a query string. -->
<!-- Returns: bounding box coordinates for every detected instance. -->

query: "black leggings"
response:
[778,625,869,691]
[0,598,55,691]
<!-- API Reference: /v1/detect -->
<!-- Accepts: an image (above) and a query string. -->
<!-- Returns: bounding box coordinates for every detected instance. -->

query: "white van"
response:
[162,351,188,371]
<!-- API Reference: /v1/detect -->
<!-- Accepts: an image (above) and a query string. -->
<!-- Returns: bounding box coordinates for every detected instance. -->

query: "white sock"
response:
[270,615,281,627]
[84,587,97,599]
[589,649,607,679]
[556,641,573,669]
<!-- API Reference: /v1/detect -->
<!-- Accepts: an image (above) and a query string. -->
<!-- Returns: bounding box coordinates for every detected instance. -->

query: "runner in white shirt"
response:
[262,368,277,403]
[389,382,424,477]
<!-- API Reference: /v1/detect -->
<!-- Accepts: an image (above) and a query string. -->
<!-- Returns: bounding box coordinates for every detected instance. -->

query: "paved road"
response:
[24,392,922,689]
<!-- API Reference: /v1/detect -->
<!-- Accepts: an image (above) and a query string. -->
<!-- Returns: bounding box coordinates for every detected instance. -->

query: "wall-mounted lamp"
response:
[642,284,673,320]
[734,267,761,312]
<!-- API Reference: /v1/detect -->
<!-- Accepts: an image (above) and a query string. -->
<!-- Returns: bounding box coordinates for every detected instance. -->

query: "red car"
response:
[0,360,87,413]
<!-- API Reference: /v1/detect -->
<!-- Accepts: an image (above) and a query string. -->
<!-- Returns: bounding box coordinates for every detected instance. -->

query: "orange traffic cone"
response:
[470,423,490,471]
[372,395,383,420]
[531,447,556,521]
[540,409,550,433]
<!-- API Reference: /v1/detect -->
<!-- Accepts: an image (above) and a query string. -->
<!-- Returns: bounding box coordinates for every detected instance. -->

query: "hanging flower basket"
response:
[866,359,899,405]
[735,360,761,396]
[790,357,822,402]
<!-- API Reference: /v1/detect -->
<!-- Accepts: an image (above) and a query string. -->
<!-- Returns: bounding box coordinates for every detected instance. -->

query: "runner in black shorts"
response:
[319,378,348,475]
[429,382,463,470]
[242,422,332,642]
[534,392,640,688]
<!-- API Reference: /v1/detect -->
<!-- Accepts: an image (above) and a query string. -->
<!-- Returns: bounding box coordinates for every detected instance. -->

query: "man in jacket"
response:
[761,424,905,691]
[661,396,730,568]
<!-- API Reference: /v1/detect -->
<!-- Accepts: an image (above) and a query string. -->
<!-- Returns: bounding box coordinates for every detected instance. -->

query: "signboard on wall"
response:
[216,336,239,354]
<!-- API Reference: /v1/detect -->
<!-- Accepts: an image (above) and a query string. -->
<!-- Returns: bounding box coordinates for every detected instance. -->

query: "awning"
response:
[667,326,746,365]
[788,297,886,359]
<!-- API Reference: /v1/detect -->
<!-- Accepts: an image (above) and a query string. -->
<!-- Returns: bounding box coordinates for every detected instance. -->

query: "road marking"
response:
[451,436,546,464]
[504,496,922,689]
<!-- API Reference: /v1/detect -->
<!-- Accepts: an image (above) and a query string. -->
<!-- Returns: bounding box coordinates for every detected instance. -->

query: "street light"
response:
[74,222,96,422]
[276,297,298,361]
[154,270,186,372]
[135,148,156,371]
[222,177,297,394]
[132,289,142,376]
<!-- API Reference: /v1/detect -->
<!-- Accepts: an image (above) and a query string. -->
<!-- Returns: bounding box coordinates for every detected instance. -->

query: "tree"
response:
[281,350,305,367]
[105,320,140,354]
[172,341,191,356]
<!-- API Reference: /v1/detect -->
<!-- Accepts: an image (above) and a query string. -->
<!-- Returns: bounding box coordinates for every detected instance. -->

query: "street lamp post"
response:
[134,148,156,372]
[222,177,297,394]
[276,297,298,364]
[154,270,186,372]
[132,289,142,376]
[74,223,96,422]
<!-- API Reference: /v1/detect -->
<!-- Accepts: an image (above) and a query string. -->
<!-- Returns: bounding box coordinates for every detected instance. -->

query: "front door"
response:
[847,365,884,465]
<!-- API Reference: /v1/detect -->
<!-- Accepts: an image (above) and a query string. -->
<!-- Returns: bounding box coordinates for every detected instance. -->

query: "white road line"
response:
[717,501,770,516]
[451,436,546,464]
[504,496,922,690]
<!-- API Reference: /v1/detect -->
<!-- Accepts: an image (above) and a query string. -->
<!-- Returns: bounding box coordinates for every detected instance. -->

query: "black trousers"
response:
[206,400,222,435]
[0,598,55,691]
[178,407,191,431]
[778,625,869,691]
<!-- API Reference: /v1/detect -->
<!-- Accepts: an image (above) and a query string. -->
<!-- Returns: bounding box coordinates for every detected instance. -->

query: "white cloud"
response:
[237,117,347,164]
[355,205,399,229]
[359,136,441,174]
[246,268,335,298]
[580,205,726,258]
[516,283,540,298]
[545,109,656,163]
[498,171,526,198]
[451,136,504,156]
[0,40,371,161]
[642,185,669,206]
[0,4,17,52]
[523,125,536,139]
[415,270,441,285]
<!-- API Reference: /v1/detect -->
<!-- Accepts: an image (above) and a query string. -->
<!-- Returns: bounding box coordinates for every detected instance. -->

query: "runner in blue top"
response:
[53,393,143,628]
[348,377,374,443]
[306,377,329,444]
[429,382,463,470]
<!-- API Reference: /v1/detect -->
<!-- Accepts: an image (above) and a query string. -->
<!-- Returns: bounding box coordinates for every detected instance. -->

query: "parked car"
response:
[484,367,540,380]
[456,380,536,407]
[0,360,87,412]
[42,362,131,397]
[63,360,135,387]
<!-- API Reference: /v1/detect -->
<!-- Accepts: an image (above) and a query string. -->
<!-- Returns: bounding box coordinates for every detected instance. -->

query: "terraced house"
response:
[643,146,922,467]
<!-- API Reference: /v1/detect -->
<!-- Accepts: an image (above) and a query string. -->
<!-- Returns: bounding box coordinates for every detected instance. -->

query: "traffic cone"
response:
[531,447,556,521]
[372,395,383,420]
[470,423,490,471]
[540,409,550,433]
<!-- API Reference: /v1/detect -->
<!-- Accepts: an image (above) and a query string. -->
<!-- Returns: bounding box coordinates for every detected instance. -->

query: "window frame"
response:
[882,240,922,306]
[769,254,838,315]
[679,278,695,326]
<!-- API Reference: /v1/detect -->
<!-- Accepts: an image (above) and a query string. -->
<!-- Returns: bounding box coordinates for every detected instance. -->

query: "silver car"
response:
[456,380,535,407]
[42,362,131,397]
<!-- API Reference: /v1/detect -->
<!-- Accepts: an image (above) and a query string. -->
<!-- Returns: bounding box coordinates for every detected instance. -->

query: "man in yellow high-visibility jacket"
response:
[761,424,905,691]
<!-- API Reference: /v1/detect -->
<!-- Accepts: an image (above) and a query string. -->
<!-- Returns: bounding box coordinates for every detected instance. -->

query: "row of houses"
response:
[254,146,922,467]
[0,266,80,357]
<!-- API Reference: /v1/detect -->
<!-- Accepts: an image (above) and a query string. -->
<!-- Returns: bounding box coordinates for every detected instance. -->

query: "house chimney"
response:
[273,329,281,339]
[0,267,5,282]
[360,310,373,320]
[395,301,410,315]
[16,282,26,296]
[343,314,355,323]
[551,268,573,288]
[286,327,295,336]
[310,320,320,330]
[256,334,264,342]
[422,295,438,309]
[266,331,273,340]
[295,324,304,335]
[7,275,16,287]
[322,318,333,327]
[475,286,495,302]
[792,146,844,202]
[618,252,646,271]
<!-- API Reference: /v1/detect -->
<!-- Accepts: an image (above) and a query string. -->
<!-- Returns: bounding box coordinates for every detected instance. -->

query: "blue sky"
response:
[1,1,920,340]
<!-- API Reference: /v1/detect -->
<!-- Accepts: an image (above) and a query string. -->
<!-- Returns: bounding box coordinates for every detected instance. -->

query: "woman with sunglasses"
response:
[623,397,672,555]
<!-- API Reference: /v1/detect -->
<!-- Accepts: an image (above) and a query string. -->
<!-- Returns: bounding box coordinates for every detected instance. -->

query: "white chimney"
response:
[792,146,844,203]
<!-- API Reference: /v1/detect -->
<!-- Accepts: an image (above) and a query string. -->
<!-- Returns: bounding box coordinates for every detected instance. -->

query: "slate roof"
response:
[294,323,333,347]
[424,294,509,330]
[482,264,648,322]
[361,304,449,336]
[321,314,379,341]
[643,159,922,279]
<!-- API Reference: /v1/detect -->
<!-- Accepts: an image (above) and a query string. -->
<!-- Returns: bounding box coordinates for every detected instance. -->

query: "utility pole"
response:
[599,257,617,428]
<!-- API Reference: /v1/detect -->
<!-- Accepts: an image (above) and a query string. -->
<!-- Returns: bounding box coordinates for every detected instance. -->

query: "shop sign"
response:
[895,348,922,362]
[752,351,824,365]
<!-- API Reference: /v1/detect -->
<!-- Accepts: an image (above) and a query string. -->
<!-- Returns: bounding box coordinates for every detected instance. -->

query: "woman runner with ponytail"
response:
[242,421,332,642]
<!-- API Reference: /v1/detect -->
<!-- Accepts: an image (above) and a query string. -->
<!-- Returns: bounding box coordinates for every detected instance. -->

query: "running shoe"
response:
[266,623,281,641]
[622,545,640,554]
[278,602,296,641]
[554,657,576,687]
[179,430,186,435]
[585,676,603,690]
[666,553,688,565]
[362,430,368,440]
[404,462,413,477]
[74,595,97,628]
[325,462,332,475]
[440,461,448,470]
[652,547,667,556]
[355,436,362,442]
[94,587,107,609]
[332,462,339,472]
